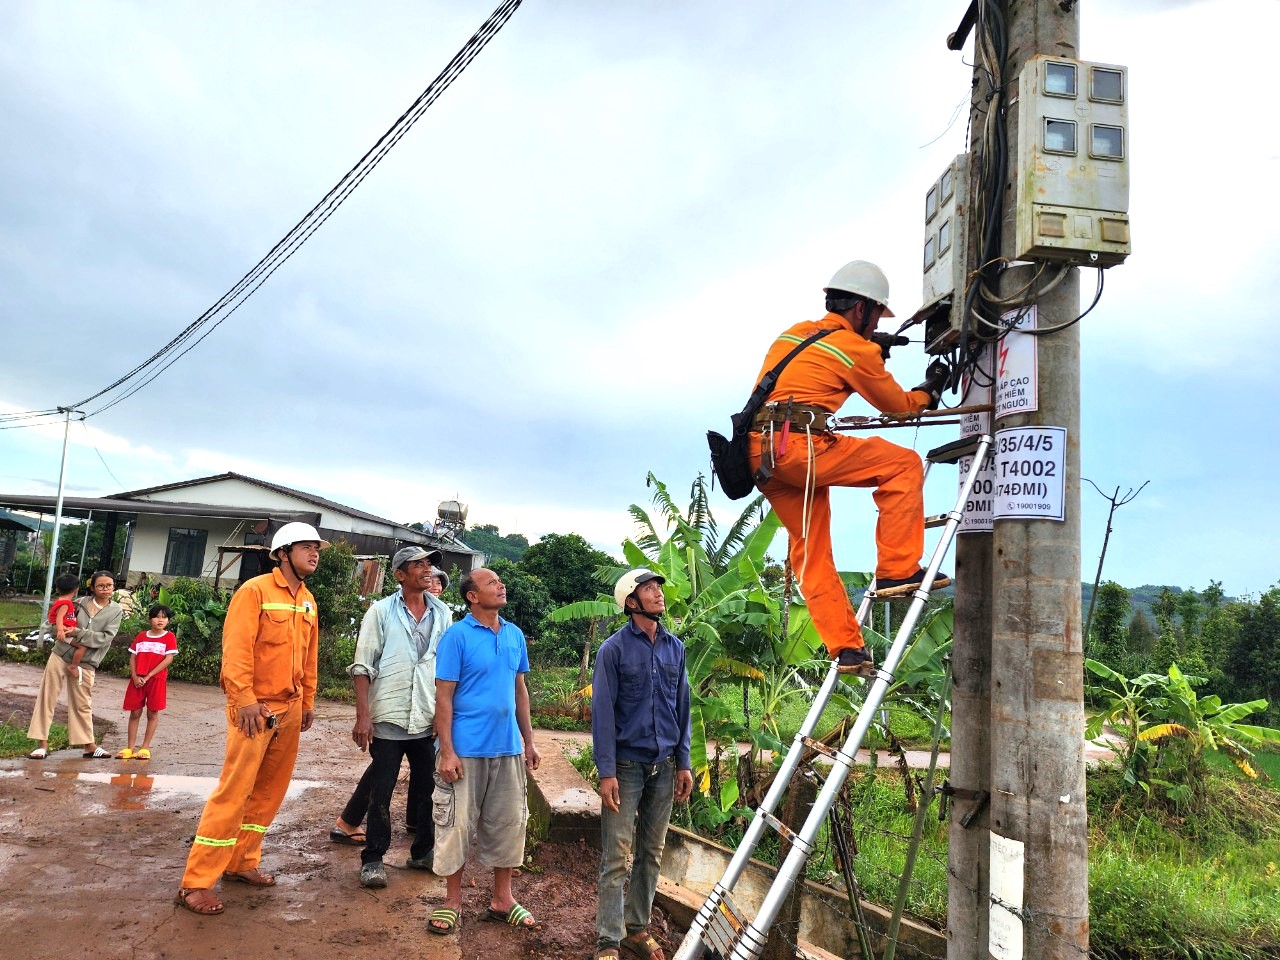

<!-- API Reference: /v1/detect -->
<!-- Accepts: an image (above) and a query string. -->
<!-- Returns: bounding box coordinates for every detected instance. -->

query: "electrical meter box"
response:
[917,154,970,355]
[1015,55,1130,266]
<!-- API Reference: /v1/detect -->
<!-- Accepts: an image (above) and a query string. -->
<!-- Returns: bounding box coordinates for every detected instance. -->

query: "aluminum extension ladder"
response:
[672,431,994,960]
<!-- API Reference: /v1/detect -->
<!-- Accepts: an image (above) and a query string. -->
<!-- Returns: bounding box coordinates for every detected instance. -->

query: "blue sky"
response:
[1,1,1277,598]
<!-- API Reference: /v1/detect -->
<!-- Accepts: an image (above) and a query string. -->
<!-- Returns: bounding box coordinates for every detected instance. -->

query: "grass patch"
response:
[0,717,70,758]
[1,599,40,627]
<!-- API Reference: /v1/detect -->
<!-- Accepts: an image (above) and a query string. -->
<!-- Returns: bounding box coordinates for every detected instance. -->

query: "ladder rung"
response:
[924,512,950,529]
[761,810,799,844]
[706,893,747,955]
[800,734,839,760]
[926,434,982,464]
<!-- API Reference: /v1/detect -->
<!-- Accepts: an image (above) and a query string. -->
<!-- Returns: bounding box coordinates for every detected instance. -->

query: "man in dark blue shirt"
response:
[592,569,693,960]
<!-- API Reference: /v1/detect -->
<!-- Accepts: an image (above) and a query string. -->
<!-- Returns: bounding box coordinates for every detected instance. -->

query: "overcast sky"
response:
[2,1,1277,598]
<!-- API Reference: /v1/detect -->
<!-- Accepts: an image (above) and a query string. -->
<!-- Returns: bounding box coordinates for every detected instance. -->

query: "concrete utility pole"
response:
[946,438,992,955]
[988,3,1087,959]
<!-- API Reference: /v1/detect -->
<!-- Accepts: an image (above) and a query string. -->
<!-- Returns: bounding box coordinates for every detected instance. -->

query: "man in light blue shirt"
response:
[344,545,451,890]
[429,567,541,935]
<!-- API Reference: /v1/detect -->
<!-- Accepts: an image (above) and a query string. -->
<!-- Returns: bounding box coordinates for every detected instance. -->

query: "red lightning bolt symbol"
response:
[998,341,1011,379]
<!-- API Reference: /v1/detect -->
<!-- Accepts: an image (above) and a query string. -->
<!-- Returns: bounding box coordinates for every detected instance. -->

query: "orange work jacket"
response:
[220,568,319,711]
[754,313,932,416]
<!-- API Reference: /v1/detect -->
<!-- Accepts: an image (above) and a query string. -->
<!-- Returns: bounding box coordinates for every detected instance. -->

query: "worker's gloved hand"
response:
[912,359,950,409]
[870,332,909,361]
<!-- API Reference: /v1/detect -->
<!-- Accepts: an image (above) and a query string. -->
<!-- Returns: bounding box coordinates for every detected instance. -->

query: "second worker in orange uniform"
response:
[174,521,324,915]
[748,260,951,676]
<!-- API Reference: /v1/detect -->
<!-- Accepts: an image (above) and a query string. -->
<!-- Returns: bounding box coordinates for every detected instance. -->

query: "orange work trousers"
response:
[750,430,924,656]
[181,702,302,889]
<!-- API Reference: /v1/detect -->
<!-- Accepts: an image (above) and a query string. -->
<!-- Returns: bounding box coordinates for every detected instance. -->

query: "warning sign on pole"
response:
[992,426,1066,521]
[994,305,1038,420]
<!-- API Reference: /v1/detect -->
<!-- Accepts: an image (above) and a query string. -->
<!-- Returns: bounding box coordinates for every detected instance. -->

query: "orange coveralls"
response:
[748,313,931,656]
[180,568,319,889]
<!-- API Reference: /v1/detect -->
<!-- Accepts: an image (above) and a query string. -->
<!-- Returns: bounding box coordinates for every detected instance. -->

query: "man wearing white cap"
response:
[175,521,325,915]
[591,569,693,960]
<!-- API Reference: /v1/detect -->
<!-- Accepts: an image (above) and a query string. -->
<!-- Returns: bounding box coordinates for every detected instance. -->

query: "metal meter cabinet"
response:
[1015,55,1131,265]
[919,153,971,354]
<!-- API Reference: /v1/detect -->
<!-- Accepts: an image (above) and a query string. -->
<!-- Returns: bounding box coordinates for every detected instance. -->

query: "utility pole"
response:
[987,3,1087,959]
[39,407,82,624]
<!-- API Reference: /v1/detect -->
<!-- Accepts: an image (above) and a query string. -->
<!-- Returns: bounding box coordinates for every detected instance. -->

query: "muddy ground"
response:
[0,660,672,960]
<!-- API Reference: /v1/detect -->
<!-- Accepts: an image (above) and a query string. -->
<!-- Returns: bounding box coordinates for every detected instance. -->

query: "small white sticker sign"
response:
[993,426,1066,521]
[957,359,994,533]
[994,305,1038,420]
[989,833,1026,960]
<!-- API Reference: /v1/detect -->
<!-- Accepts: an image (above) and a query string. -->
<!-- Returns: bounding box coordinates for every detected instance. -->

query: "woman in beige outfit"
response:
[27,571,124,759]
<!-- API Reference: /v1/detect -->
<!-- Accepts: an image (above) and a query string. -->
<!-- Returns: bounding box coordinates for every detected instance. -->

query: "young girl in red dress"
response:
[116,604,178,760]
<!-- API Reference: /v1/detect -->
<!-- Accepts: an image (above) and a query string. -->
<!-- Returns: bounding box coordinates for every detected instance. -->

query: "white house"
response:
[0,472,480,587]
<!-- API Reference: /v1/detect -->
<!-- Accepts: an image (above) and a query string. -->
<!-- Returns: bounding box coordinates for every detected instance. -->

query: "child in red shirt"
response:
[116,604,178,760]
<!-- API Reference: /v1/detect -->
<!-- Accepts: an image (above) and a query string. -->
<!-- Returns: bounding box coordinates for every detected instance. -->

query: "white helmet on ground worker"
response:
[270,522,329,555]
[824,260,895,317]
[614,568,666,619]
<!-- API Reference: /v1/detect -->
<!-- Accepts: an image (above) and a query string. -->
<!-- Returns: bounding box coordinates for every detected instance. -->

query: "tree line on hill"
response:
[1089,579,1280,723]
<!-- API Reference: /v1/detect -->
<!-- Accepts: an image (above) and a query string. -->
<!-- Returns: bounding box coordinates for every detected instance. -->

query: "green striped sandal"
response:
[428,907,461,935]
[484,902,537,928]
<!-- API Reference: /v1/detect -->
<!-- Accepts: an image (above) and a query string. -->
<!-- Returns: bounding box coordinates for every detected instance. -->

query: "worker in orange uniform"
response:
[174,521,325,915]
[748,260,951,676]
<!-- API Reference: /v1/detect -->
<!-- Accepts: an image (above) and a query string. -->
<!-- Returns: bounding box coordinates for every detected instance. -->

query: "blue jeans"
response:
[596,757,675,949]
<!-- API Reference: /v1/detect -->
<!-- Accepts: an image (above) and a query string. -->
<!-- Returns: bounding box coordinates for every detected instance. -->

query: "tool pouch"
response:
[707,409,758,501]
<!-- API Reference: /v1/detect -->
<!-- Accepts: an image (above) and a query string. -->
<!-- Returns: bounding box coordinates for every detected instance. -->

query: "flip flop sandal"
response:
[222,868,276,887]
[428,907,461,935]
[328,827,367,846]
[622,931,665,960]
[484,902,537,928]
[136,748,151,760]
[175,888,224,915]
[27,748,47,760]
[82,747,111,759]
[115,748,135,759]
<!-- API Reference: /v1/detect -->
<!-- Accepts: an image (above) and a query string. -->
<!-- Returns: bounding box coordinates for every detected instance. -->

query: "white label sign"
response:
[989,833,1026,960]
[957,356,994,533]
[993,426,1066,521]
[957,453,995,532]
[994,305,1038,420]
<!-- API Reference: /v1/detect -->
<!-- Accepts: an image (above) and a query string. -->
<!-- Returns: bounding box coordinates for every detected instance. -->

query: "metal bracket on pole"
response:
[939,780,990,829]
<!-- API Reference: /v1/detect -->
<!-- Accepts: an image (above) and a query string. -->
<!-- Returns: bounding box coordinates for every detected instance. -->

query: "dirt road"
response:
[0,660,605,960]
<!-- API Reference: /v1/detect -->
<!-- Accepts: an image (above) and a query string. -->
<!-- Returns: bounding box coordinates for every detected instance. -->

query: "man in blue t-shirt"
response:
[428,567,541,936]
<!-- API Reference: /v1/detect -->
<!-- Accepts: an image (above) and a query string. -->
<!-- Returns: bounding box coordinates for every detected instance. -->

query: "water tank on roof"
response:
[437,501,468,528]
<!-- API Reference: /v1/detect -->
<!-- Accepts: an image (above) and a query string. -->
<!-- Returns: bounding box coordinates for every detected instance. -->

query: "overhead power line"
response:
[6,0,523,427]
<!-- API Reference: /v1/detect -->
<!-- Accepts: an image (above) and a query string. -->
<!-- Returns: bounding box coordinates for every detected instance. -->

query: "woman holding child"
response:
[26,570,124,760]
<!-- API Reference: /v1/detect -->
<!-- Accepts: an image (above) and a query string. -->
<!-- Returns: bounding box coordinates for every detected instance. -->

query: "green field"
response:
[0,599,40,628]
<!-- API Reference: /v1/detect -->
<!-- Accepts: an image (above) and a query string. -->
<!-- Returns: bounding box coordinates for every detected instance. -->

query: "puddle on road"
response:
[3,769,323,809]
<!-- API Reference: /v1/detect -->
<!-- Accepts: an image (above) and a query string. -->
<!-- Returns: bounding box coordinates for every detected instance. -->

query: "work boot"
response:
[360,861,388,888]
[836,646,876,677]
[874,568,951,599]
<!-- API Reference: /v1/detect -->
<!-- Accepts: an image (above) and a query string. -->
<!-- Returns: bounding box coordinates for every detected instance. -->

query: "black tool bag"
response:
[707,328,835,500]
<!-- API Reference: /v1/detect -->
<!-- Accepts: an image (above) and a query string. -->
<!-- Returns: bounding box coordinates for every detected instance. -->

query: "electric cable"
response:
[4,0,523,427]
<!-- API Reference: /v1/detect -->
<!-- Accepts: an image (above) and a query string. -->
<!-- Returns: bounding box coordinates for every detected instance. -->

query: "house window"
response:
[164,527,208,577]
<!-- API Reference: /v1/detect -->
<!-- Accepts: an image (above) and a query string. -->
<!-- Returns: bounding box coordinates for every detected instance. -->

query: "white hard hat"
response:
[824,260,895,317]
[614,568,666,611]
[269,522,329,554]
